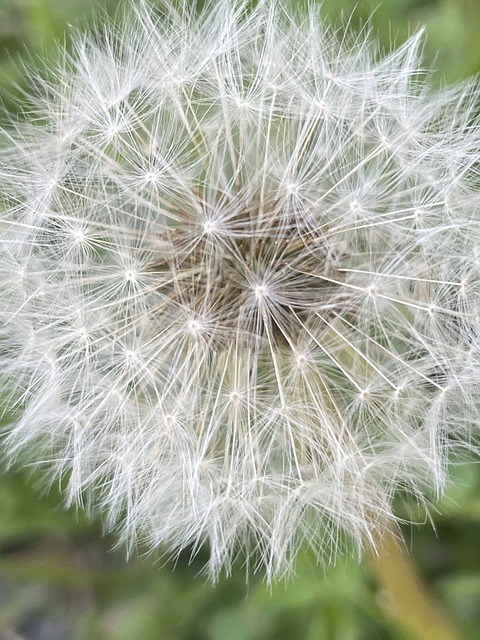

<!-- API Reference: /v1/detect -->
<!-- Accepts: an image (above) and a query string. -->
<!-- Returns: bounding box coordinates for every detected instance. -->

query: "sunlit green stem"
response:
[369,529,463,640]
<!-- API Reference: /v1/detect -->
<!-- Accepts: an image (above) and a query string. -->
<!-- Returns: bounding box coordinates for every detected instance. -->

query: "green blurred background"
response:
[0,1,480,639]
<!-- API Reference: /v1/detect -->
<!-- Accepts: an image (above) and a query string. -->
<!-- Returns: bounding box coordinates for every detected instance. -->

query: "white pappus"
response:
[1,0,480,580]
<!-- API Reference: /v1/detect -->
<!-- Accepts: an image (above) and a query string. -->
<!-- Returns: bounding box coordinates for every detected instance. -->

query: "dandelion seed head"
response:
[1,0,480,581]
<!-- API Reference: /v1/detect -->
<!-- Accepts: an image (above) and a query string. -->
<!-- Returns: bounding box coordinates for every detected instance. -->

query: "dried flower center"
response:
[148,196,345,346]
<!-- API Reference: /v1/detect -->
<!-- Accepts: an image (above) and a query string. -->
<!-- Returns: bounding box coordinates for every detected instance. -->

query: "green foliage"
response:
[0,464,479,639]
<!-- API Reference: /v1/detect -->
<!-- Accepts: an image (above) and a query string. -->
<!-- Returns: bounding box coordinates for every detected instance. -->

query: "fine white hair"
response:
[1,0,479,580]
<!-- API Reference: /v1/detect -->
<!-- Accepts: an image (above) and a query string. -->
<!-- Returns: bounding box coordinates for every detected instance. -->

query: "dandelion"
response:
[1,0,479,580]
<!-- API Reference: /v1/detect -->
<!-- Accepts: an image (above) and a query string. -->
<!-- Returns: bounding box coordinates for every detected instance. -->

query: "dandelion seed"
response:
[1,0,480,581]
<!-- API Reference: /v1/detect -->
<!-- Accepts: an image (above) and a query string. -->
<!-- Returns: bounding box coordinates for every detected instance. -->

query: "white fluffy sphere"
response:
[1,1,479,579]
